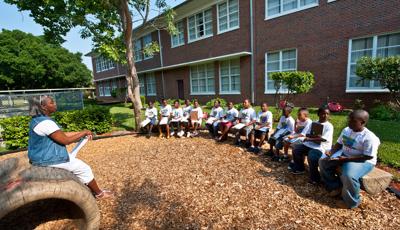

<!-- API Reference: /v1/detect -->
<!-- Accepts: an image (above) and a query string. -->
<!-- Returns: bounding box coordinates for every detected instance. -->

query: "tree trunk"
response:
[120,0,143,131]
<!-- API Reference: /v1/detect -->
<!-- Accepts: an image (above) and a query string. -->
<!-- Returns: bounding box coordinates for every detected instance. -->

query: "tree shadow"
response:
[249,155,338,209]
[111,178,202,229]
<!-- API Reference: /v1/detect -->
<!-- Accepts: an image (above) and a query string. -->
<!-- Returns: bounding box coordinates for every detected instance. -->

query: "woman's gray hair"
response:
[29,95,52,117]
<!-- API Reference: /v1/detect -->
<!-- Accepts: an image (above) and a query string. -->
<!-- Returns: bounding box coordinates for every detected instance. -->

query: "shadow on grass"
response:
[111,178,203,229]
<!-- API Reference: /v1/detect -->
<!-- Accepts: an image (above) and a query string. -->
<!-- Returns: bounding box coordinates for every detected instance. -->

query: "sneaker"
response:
[254,147,261,154]
[290,169,305,175]
[146,133,151,139]
[279,155,290,163]
[266,150,274,157]
[170,131,175,136]
[327,188,342,197]
[192,131,198,137]
[186,132,191,138]
[248,146,255,153]
[177,131,184,137]
[287,162,295,170]
[272,155,280,162]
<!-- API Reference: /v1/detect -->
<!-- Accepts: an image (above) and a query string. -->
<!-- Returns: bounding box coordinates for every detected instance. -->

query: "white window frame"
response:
[143,33,153,60]
[138,74,146,96]
[171,21,185,48]
[190,63,215,95]
[219,59,241,94]
[95,56,115,73]
[146,73,157,96]
[264,49,297,94]
[187,8,213,43]
[103,81,111,96]
[327,0,336,3]
[265,0,319,20]
[134,39,142,62]
[346,32,399,93]
[98,82,104,97]
[217,0,240,34]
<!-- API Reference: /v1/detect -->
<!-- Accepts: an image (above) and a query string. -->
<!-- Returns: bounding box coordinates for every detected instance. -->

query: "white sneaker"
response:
[177,131,184,137]
[170,131,175,136]
[186,132,191,138]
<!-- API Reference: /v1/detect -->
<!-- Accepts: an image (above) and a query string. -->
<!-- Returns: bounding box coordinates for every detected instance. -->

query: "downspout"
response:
[250,0,255,104]
[158,29,166,98]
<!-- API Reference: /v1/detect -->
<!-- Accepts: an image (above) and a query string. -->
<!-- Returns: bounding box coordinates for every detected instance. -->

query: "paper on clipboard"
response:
[272,128,288,139]
[159,117,169,125]
[70,137,88,158]
[233,123,246,130]
[206,117,217,125]
[140,118,151,127]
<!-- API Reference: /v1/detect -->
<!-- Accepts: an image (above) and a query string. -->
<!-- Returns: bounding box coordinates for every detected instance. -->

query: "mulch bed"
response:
[1,133,400,229]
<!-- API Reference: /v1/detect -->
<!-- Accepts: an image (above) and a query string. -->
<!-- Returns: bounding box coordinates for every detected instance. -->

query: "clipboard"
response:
[70,137,88,158]
[232,123,246,130]
[159,117,169,125]
[310,122,324,136]
[190,111,199,121]
[140,118,151,127]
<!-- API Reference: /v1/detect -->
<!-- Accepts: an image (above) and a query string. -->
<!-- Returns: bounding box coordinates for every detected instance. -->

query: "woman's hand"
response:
[83,130,93,140]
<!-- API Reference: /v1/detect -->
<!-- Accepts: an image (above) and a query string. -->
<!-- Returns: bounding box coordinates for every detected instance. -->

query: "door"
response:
[177,80,184,99]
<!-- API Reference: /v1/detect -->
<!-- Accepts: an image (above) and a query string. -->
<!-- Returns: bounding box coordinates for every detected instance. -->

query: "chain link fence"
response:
[0,89,92,118]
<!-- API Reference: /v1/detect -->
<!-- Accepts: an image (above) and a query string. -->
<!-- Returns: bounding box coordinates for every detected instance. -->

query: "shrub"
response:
[140,95,146,106]
[111,89,117,98]
[53,106,112,134]
[356,56,400,107]
[234,103,243,111]
[0,106,113,150]
[0,116,31,150]
[205,98,227,109]
[271,71,315,104]
[369,104,399,121]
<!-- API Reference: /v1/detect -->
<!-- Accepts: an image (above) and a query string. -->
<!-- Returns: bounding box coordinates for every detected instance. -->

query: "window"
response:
[143,34,153,59]
[134,40,142,62]
[348,32,400,91]
[138,74,145,96]
[98,82,104,96]
[112,79,117,90]
[218,0,239,33]
[95,56,115,73]
[146,73,157,96]
[220,59,240,94]
[188,9,213,42]
[266,0,318,19]
[190,63,215,94]
[265,49,297,93]
[103,81,111,96]
[171,21,185,47]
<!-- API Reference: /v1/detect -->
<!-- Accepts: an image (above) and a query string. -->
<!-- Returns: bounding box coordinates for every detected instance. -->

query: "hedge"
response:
[0,106,112,150]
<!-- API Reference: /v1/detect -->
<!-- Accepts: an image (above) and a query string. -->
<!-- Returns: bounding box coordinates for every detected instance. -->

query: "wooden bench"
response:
[361,167,393,195]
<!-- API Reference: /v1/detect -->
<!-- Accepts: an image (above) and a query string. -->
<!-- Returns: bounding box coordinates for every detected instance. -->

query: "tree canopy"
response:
[0,29,92,90]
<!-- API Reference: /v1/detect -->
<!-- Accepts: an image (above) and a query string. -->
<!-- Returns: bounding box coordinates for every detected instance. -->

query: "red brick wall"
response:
[160,1,251,67]
[253,0,399,108]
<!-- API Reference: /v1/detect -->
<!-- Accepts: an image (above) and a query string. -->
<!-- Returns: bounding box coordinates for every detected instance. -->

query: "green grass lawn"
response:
[103,103,399,169]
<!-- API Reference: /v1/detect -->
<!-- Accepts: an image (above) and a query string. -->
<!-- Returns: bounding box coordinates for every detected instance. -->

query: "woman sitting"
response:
[27,96,113,199]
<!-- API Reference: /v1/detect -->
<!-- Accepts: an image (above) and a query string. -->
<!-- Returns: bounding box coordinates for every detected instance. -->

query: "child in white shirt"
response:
[158,99,172,138]
[268,106,295,161]
[233,99,256,146]
[141,101,158,138]
[249,102,273,153]
[319,110,380,209]
[181,99,192,137]
[170,100,184,137]
[190,99,203,137]
[281,108,312,161]
[217,102,239,141]
[289,107,334,185]
[206,100,224,137]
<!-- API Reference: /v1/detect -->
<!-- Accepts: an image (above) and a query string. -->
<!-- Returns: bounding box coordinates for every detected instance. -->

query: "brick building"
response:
[87,0,400,107]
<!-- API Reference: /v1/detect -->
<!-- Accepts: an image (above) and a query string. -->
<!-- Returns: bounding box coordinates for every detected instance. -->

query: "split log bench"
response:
[361,167,393,195]
[0,157,100,229]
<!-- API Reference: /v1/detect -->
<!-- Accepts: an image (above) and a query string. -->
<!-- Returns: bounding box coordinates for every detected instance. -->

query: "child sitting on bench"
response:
[233,99,256,146]
[217,101,239,142]
[158,99,172,138]
[170,100,184,137]
[268,106,295,161]
[248,102,273,154]
[319,110,380,209]
[281,107,312,161]
[141,100,158,138]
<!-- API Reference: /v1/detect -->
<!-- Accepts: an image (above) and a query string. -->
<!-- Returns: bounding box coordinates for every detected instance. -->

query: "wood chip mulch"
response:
[1,134,400,229]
